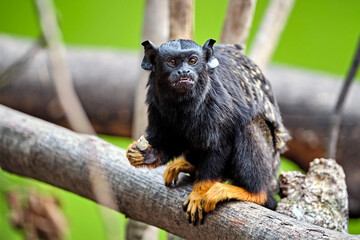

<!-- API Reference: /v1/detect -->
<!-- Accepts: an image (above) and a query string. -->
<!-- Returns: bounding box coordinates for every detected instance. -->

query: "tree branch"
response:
[249,0,295,69]
[0,104,356,239]
[169,0,194,40]
[0,34,136,137]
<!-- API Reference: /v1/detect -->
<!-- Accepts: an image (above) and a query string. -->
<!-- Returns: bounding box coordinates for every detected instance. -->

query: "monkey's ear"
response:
[141,40,158,71]
[203,39,219,69]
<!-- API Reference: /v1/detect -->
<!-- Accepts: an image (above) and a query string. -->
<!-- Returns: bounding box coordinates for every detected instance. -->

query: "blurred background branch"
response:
[220,0,257,48]
[249,0,296,69]
[33,0,95,134]
[327,37,360,159]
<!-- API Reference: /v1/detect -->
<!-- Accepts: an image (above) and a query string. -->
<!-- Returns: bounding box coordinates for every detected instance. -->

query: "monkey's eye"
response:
[188,56,198,65]
[167,58,176,66]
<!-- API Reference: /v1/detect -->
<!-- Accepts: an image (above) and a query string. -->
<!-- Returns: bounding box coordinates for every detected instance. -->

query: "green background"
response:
[0,0,359,78]
[0,0,359,239]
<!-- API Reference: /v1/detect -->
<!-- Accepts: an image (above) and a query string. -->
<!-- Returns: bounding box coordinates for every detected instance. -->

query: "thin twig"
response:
[33,0,95,134]
[327,36,360,159]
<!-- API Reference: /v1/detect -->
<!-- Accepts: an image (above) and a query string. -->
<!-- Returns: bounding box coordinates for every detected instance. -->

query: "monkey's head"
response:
[141,39,219,97]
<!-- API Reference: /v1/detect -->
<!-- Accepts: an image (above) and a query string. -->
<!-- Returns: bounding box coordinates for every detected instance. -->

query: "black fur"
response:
[142,39,290,209]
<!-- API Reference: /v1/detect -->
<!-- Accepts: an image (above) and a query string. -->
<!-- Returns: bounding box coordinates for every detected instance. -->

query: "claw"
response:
[183,200,189,212]
[186,212,191,223]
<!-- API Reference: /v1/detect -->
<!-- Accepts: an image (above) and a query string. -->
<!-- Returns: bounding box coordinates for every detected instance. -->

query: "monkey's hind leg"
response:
[202,183,267,213]
[163,157,196,186]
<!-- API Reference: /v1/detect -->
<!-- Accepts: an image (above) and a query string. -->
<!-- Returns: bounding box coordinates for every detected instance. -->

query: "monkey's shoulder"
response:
[213,44,274,111]
[214,44,256,69]
[214,44,269,90]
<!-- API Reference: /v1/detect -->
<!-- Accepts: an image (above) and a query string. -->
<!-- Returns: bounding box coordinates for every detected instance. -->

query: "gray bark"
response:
[0,104,358,239]
[277,158,349,233]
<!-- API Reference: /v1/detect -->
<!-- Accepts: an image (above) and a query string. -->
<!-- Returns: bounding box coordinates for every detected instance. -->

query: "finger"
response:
[198,207,203,224]
[191,209,197,225]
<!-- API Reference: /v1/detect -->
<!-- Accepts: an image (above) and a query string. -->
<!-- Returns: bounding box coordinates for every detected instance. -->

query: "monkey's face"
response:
[141,39,219,97]
[158,45,203,94]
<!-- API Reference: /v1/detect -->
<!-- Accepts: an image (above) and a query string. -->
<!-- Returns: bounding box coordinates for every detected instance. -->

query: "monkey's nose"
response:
[178,70,190,75]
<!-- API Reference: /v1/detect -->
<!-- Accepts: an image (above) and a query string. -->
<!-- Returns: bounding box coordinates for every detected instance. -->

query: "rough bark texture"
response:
[169,0,194,40]
[220,0,257,47]
[1,35,360,216]
[0,105,358,239]
[276,158,349,233]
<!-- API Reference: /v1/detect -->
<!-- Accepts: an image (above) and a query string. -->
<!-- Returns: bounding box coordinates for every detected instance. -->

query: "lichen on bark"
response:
[276,158,349,233]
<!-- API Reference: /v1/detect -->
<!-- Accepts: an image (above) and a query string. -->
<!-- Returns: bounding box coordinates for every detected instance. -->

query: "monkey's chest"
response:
[163,112,225,150]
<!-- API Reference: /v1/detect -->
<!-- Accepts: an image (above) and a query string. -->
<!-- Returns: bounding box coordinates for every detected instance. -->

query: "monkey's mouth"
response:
[170,77,195,93]
[173,78,194,88]
[177,78,194,84]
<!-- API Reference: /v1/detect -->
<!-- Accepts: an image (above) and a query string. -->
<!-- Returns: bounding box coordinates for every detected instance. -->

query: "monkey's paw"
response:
[183,190,205,225]
[182,180,218,225]
[163,157,196,187]
[126,141,145,166]
[126,139,162,168]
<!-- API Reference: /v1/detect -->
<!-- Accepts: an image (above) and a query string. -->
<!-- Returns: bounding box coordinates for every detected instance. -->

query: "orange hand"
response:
[163,157,196,186]
[126,141,145,167]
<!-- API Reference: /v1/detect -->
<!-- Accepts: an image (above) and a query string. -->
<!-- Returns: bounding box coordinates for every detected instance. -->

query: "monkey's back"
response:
[213,44,290,153]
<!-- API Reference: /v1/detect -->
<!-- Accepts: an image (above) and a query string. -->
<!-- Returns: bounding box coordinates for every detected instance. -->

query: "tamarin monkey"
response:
[126,39,290,225]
